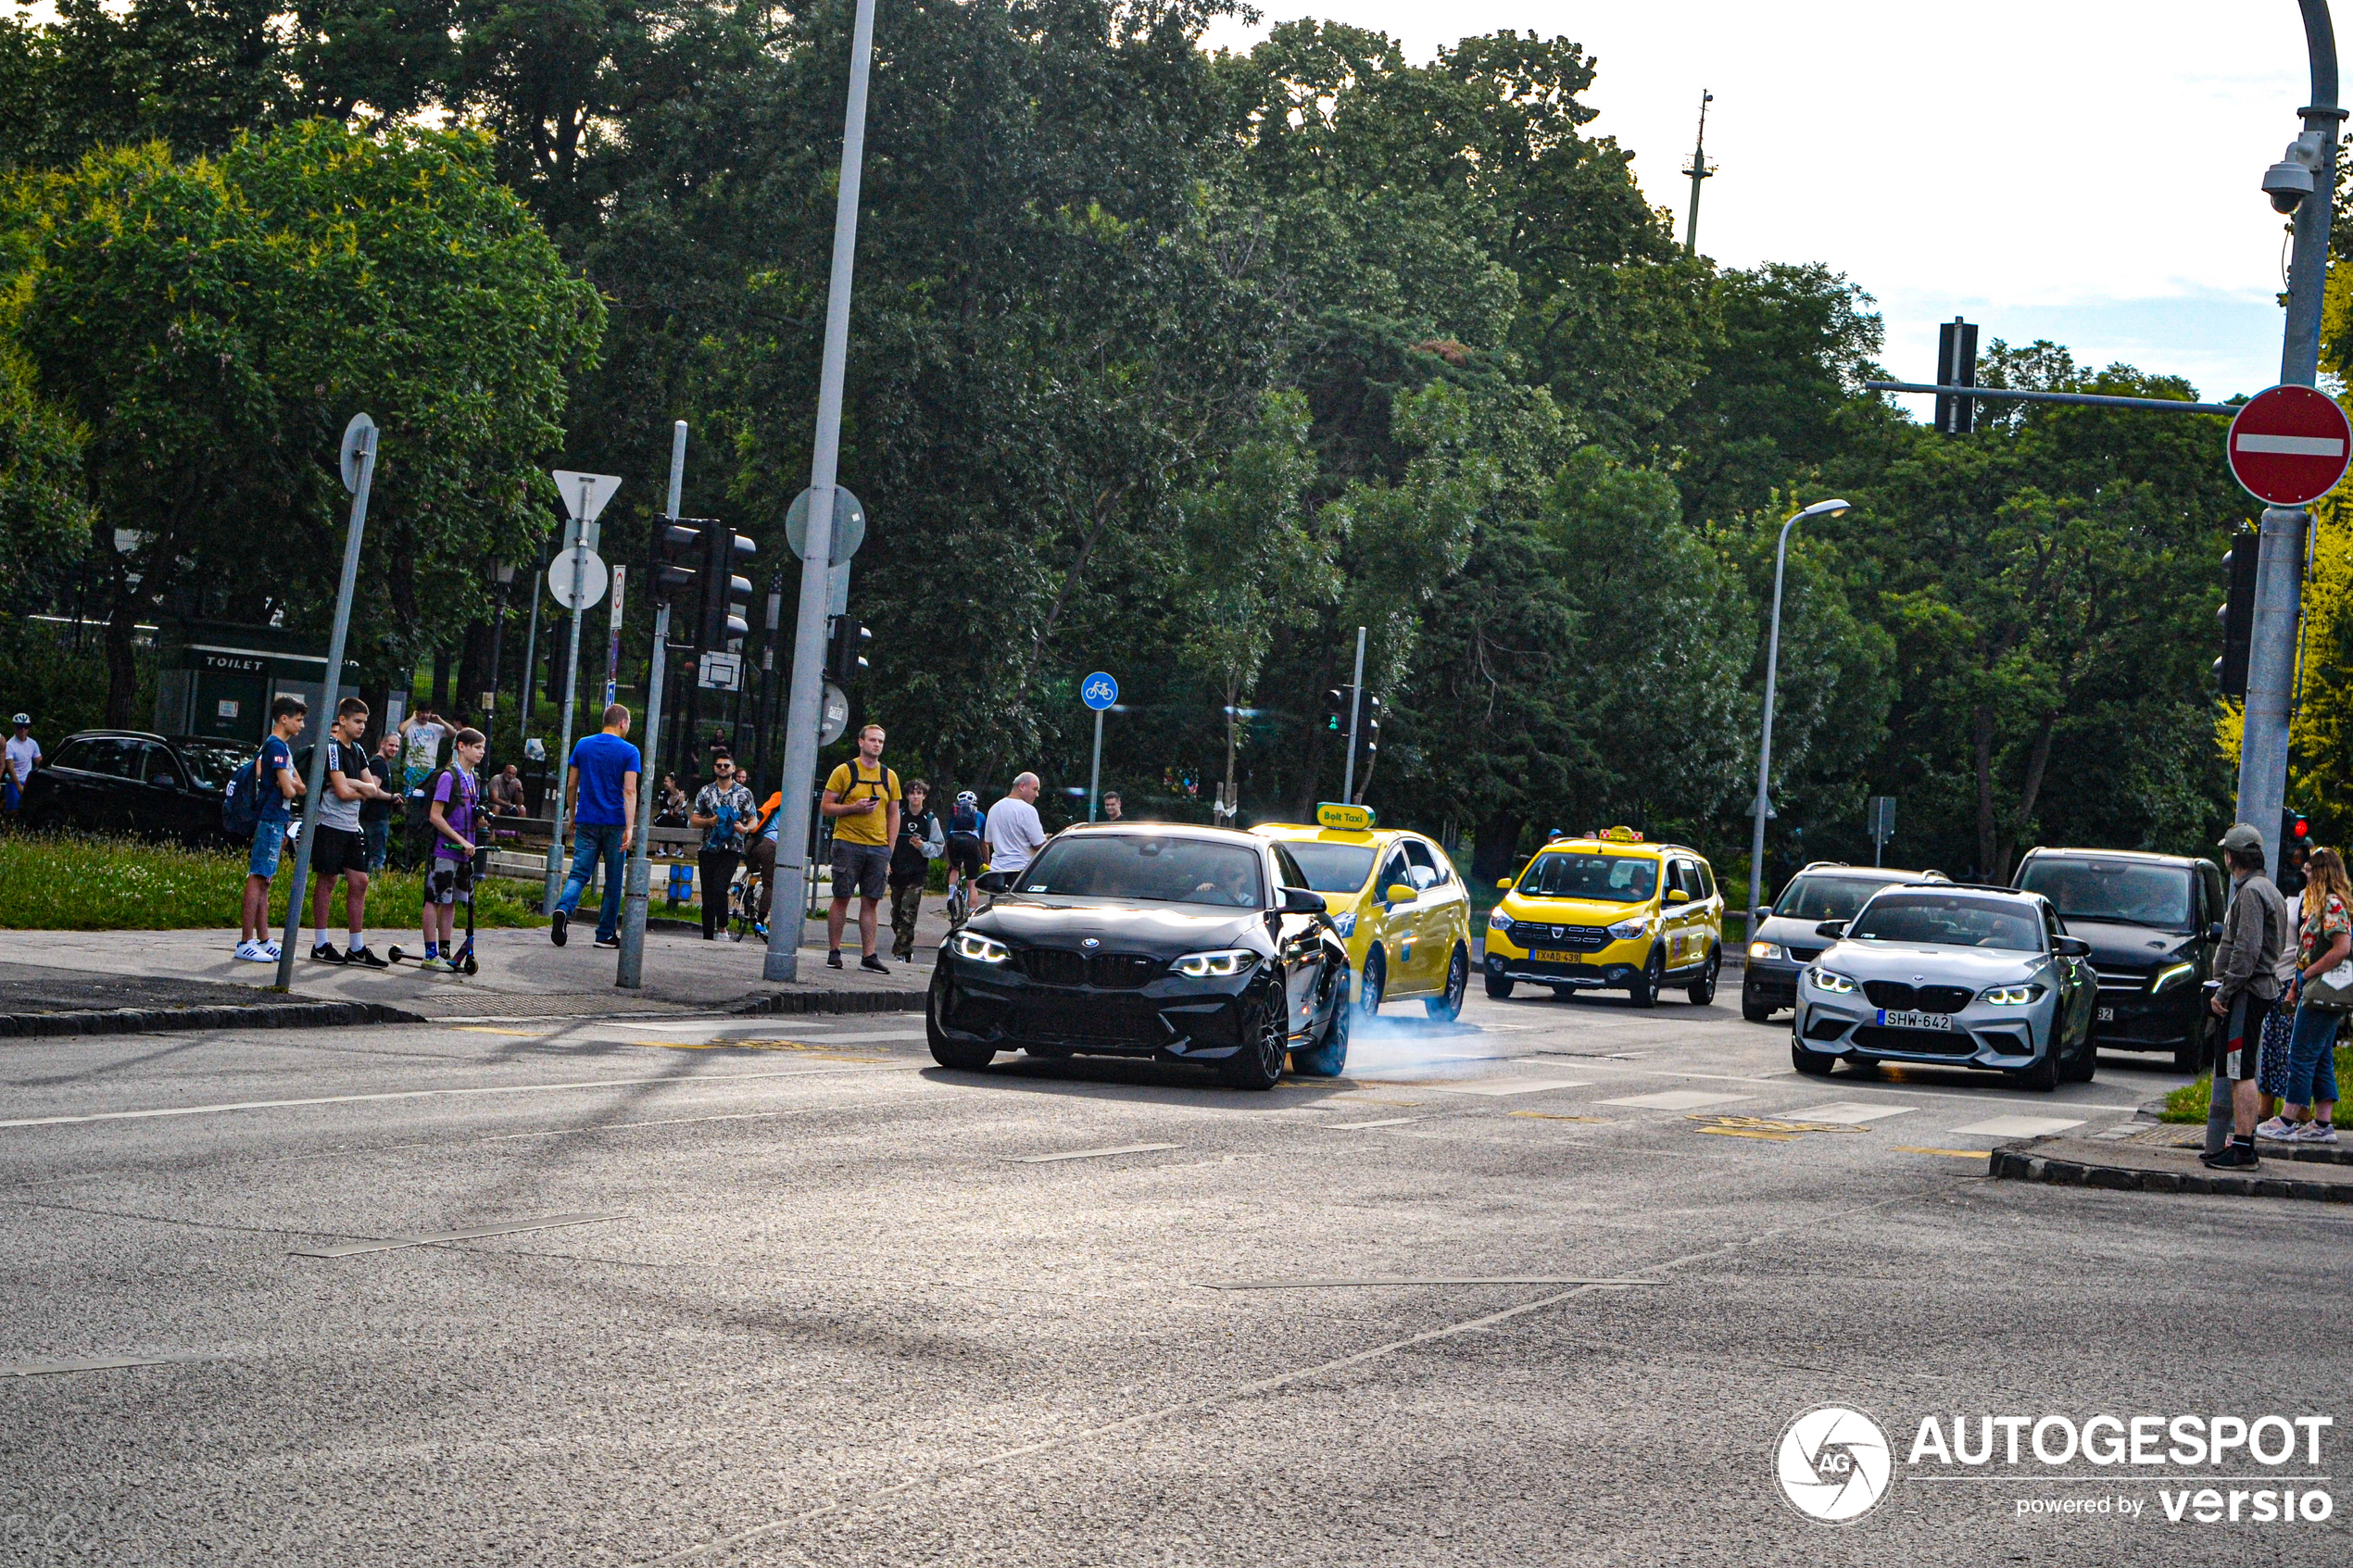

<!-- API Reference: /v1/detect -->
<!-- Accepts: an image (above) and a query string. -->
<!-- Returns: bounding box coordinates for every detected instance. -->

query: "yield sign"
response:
[550,469,623,523]
[2227,384,2351,507]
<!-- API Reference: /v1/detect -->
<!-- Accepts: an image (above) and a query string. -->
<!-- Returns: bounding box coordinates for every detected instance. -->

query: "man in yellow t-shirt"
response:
[821,723,902,970]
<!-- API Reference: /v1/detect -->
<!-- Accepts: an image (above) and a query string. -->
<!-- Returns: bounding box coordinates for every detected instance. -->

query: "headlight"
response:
[1171,948,1256,978]
[2151,961,2196,994]
[950,932,1011,964]
[1808,967,1857,995]
[1606,916,1649,940]
[1749,940,1784,961]
[1980,983,2047,1007]
[1487,909,1513,932]
[1331,911,1357,938]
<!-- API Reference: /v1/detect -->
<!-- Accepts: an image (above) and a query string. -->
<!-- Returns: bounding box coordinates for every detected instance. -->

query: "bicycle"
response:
[727,863,768,943]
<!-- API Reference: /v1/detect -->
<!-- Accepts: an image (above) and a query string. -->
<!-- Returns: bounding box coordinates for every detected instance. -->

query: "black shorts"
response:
[946,833,983,877]
[2216,994,2268,1082]
[427,857,475,907]
[830,840,891,901]
[311,824,369,878]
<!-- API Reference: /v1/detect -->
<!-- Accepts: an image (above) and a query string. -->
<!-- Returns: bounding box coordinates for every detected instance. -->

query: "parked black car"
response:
[1742,862,1947,1022]
[16,729,253,846]
[2011,847,2227,1071]
[926,822,1353,1088]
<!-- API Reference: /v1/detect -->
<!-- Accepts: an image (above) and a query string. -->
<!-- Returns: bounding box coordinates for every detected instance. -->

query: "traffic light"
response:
[2281,809,2312,893]
[1934,318,1978,436]
[702,529,756,649]
[2216,528,2259,697]
[656,521,708,607]
[1361,695,1383,757]
[827,617,870,686]
[1324,688,1347,732]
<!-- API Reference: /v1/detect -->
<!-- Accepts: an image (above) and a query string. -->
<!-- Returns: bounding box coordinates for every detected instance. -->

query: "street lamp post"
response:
[1745,498,1850,939]
[487,559,515,744]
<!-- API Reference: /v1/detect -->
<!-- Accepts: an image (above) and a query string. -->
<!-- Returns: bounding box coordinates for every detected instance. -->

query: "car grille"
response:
[1508,923,1609,950]
[1012,996,1165,1044]
[1785,945,1825,963]
[1861,981,1974,1014]
[1015,947,1161,989]
[1853,1025,1976,1057]
[2095,966,2153,992]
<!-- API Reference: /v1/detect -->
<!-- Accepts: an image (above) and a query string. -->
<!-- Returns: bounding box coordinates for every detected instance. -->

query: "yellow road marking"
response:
[1336,1097,1422,1107]
[1688,1114,1866,1135]
[1506,1112,1611,1123]
[629,1038,887,1062]
[1697,1125,1799,1141]
[459,1027,548,1037]
[1893,1147,1992,1159]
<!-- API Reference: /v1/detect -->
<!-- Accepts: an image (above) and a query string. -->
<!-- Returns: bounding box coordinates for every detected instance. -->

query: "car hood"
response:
[2056,919,2196,969]
[1502,896,1650,927]
[969,897,1269,958]
[1818,941,2051,985]
[1755,913,1840,952]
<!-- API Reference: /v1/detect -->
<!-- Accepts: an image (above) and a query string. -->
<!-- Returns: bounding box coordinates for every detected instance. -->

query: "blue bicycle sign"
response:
[1081,671,1118,711]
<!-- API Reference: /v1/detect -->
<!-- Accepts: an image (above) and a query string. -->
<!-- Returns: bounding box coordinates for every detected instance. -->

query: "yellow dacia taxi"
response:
[1483,827,1724,1007]
[1254,804,1474,1020]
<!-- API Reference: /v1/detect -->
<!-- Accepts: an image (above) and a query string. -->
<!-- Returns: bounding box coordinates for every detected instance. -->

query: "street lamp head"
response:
[1795,497,1852,521]
[495,559,518,585]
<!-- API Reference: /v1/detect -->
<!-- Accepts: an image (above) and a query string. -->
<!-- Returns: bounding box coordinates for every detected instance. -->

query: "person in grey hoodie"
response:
[2204,823,2286,1168]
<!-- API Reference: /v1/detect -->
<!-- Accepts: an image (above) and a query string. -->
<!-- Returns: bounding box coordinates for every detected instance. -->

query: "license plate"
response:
[2096,1006,2114,1023]
[1531,949,1579,964]
[1876,1009,1953,1031]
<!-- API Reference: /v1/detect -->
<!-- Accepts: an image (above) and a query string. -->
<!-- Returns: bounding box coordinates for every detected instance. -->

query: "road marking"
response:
[1698,1125,1796,1141]
[1786,1101,1918,1123]
[628,1038,891,1061]
[288,1211,624,1259]
[1200,1276,1662,1290]
[1505,1112,1610,1123]
[1420,1078,1593,1098]
[1689,1114,1865,1136]
[3,1352,229,1377]
[1894,1147,1993,1159]
[1600,1090,1755,1110]
[458,1026,549,1037]
[1324,1117,1423,1130]
[1014,1143,1180,1164]
[0,1069,867,1130]
[1949,1115,2084,1138]
[1329,1095,1421,1106]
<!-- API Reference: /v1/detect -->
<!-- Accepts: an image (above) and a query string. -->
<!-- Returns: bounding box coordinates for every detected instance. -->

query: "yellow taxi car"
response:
[1254,804,1474,1021]
[1482,827,1724,1007]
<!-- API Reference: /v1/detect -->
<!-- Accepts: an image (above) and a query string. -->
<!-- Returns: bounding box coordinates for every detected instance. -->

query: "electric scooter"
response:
[387,846,484,974]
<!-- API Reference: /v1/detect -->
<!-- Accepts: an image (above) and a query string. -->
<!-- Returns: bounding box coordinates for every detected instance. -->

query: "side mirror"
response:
[975,870,1015,895]
[2206,922,2223,943]
[1386,884,1416,906]
[1665,889,1691,905]
[1495,877,1513,890]
[2053,935,2092,958]
[1280,886,1327,914]
[1814,920,1848,940]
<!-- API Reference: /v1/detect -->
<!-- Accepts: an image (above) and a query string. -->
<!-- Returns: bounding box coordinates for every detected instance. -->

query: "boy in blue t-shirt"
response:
[236,696,308,962]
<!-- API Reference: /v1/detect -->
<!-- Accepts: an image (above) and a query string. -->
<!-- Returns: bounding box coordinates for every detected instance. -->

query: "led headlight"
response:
[1749,940,1784,961]
[1980,983,2047,1006]
[2151,961,2196,994]
[950,932,1011,964]
[1331,911,1357,937]
[1487,909,1514,932]
[1606,915,1649,940]
[1808,967,1857,995]
[1171,948,1255,978]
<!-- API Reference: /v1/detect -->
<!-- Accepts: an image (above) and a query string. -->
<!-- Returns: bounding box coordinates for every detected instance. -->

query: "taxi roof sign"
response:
[1598,825,1644,844]
[1315,802,1376,831]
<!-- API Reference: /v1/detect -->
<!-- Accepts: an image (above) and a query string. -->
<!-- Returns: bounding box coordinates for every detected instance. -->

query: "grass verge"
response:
[2162,1041,2353,1122]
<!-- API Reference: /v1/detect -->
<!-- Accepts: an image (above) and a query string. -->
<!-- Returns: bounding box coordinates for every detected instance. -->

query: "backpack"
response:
[221,752,265,839]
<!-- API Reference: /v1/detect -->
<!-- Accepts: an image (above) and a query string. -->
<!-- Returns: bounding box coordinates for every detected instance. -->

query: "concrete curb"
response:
[1990,1139,2353,1201]
[731,988,928,1017]
[0,999,429,1039]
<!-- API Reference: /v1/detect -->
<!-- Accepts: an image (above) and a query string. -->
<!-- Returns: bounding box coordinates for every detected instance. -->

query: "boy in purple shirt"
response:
[419,728,486,972]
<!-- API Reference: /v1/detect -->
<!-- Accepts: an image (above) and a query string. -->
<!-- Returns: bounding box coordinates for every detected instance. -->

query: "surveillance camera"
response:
[2264,131,2327,213]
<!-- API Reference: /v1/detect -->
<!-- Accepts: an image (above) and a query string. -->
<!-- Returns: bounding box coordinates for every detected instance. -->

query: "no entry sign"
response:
[2227,383,2352,507]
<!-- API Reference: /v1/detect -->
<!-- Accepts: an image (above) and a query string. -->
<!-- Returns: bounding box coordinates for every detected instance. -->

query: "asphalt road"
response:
[2,981,2347,1565]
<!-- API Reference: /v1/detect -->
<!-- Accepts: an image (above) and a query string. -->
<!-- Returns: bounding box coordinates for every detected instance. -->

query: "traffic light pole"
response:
[1341,626,1365,804]
[2240,0,2340,877]
[618,420,687,989]
[766,0,878,984]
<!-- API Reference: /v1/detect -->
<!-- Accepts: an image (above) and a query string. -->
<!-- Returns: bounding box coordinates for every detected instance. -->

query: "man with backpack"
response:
[233,696,308,962]
[820,723,900,971]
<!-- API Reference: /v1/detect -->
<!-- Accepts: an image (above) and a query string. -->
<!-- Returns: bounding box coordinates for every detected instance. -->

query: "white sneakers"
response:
[2258,1115,2340,1143]
[2256,1116,2298,1141]
[233,939,281,962]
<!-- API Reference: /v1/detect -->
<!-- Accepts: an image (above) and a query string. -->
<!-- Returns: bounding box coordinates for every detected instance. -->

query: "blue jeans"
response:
[2285,999,2343,1109]
[361,817,390,872]
[558,822,628,940]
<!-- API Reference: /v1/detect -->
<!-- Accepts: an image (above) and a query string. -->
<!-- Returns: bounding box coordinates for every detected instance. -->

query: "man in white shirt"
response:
[983,772,1049,876]
[4,714,38,819]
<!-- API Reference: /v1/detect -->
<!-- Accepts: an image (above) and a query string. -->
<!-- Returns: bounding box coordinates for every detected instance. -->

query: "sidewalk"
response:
[0,893,954,1029]
[1992,1121,2353,1202]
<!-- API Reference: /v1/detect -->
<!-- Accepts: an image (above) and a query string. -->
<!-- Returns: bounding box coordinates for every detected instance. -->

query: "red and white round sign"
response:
[2227,383,2352,507]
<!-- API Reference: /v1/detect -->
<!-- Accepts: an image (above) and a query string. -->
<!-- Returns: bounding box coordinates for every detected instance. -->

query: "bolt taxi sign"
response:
[1315,802,1374,832]
[2227,384,2352,508]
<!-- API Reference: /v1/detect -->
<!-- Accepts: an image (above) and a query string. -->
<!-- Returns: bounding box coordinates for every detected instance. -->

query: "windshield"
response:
[1515,852,1658,904]
[1847,893,2045,952]
[170,742,247,789]
[1018,834,1266,909]
[2017,858,2195,934]
[1283,842,1377,894]
[1775,873,1900,922]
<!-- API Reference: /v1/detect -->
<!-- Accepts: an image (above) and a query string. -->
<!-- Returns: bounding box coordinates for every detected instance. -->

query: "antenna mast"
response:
[1682,90,1715,254]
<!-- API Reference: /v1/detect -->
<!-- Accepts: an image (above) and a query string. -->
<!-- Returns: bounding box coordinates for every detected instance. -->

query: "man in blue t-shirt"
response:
[237,695,308,962]
[550,702,642,948]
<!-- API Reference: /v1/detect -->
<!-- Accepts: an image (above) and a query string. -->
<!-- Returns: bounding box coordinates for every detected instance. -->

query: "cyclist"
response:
[944,789,985,922]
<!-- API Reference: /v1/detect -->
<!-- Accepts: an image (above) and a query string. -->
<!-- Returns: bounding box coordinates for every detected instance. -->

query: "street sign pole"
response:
[542,470,621,913]
[765,0,878,984]
[619,421,687,989]
[1341,626,1366,804]
[275,414,376,989]
[1081,671,1117,821]
[1089,709,1104,822]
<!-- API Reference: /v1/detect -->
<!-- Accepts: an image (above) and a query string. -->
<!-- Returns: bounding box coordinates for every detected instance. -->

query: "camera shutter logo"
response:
[1777,1405,1892,1524]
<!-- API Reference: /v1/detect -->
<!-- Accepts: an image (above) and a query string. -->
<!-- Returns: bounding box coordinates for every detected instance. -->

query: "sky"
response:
[1202,1,2325,415]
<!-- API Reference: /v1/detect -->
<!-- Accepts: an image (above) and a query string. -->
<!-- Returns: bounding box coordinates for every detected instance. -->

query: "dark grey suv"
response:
[1742,862,1947,1022]
[2012,847,2227,1072]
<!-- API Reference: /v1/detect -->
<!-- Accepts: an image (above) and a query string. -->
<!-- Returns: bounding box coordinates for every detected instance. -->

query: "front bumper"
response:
[1743,958,1805,1012]
[1794,985,2054,1072]
[2090,982,2201,1050]
[1483,928,1653,990]
[932,952,1270,1060]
